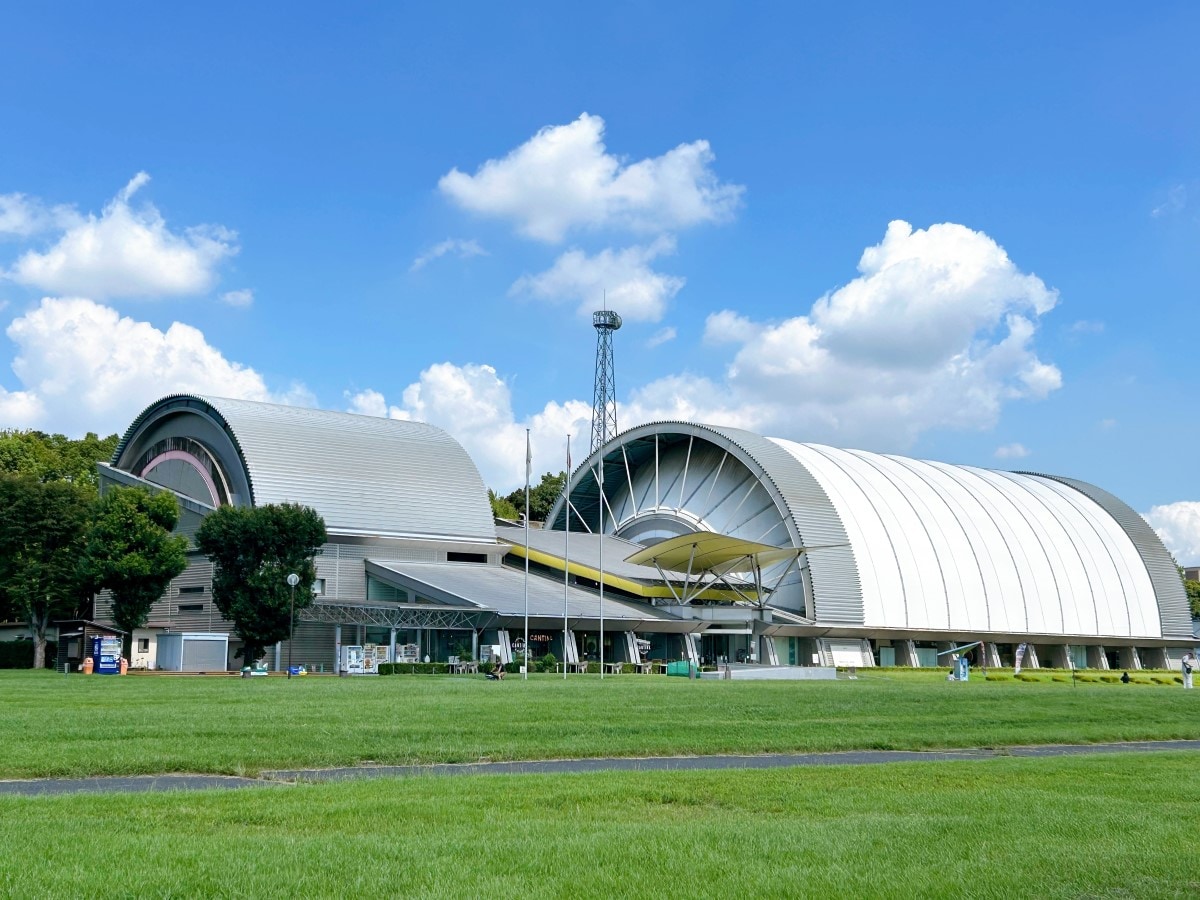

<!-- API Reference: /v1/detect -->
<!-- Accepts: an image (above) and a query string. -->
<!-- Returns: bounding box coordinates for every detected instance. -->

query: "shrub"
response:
[1016,673,1041,682]
[0,640,58,669]
[538,652,557,673]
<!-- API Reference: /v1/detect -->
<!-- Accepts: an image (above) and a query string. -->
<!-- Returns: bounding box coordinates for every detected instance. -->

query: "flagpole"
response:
[524,428,531,682]
[563,434,570,680]
[598,451,605,680]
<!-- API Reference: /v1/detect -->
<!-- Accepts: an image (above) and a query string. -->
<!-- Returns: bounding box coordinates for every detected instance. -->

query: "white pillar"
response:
[274,643,281,672]
[335,624,342,674]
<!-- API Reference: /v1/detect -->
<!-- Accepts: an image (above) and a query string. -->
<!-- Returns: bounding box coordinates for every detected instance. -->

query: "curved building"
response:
[97,395,685,672]
[547,422,1193,669]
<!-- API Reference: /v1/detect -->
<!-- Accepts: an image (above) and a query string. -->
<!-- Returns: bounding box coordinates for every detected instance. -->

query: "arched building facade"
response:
[546,422,1194,670]
[94,398,1194,673]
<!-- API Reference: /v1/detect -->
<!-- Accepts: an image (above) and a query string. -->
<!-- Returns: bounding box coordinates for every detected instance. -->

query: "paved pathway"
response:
[3,740,1199,796]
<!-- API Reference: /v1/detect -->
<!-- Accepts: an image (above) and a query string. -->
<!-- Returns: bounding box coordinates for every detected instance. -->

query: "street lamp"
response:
[286,573,299,679]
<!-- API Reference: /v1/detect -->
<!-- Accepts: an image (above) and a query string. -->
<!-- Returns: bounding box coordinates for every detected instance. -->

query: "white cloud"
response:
[438,113,743,243]
[409,238,487,272]
[221,288,254,308]
[0,297,308,435]
[0,193,79,238]
[348,364,592,492]
[1144,501,1200,563]
[6,173,238,299]
[1099,418,1117,430]
[645,326,677,348]
[703,309,762,345]
[1069,319,1104,335]
[510,236,684,322]
[994,443,1030,459]
[635,220,1063,448]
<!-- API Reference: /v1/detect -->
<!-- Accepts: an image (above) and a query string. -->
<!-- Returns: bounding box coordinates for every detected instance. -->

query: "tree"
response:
[0,430,119,497]
[488,489,520,521]
[0,476,92,668]
[503,471,567,522]
[84,486,189,653]
[195,504,327,665]
[1187,580,1200,619]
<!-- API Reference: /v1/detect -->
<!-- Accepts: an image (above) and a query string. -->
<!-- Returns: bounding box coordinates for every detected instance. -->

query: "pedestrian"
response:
[1120,671,1131,684]
[1182,653,1195,690]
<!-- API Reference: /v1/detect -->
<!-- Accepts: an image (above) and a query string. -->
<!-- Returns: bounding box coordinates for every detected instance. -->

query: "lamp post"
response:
[286,573,299,679]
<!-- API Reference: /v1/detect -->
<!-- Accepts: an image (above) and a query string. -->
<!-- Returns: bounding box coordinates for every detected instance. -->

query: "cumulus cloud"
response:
[0,193,79,238]
[645,326,677,349]
[347,364,592,492]
[438,113,743,243]
[409,238,487,272]
[6,173,237,299]
[641,220,1064,447]
[0,297,308,435]
[1144,501,1200,564]
[509,237,684,322]
[994,443,1030,459]
[221,288,254,308]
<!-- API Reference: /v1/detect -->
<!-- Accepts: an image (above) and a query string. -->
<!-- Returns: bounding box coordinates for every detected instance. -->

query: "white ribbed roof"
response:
[114,395,497,543]
[770,440,1162,639]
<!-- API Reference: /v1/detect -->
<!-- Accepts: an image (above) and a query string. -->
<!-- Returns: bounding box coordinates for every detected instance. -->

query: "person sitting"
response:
[487,660,506,680]
[1120,671,1131,684]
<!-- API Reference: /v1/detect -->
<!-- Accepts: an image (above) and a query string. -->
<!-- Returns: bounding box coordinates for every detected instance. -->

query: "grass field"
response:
[2,753,1198,897]
[2,668,1198,778]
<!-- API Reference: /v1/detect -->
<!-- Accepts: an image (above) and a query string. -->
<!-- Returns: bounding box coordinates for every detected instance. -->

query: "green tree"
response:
[1186,580,1200,618]
[504,471,567,522]
[0,430,119,496]
[0,476,92,667]
[488,488,520,521]
[195,504,327,665]
[84,486,189,653]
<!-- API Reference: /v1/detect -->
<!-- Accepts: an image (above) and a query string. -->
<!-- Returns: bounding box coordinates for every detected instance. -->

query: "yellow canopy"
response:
[623,532,799,574]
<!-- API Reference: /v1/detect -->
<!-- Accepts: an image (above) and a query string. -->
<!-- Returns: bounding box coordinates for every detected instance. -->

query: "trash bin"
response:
[82,656,94,675]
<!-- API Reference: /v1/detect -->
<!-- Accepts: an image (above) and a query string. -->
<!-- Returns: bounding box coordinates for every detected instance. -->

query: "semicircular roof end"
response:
[113,394,497,543]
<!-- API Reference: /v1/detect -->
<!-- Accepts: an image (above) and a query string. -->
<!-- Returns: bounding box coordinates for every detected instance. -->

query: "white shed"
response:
[156,632,230,672]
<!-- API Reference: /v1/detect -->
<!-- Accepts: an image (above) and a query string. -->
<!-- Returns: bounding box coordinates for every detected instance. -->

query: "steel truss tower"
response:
[591,309,622,452]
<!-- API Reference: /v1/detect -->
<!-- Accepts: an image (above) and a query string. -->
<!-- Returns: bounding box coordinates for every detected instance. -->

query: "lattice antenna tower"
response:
[591,308,622,452]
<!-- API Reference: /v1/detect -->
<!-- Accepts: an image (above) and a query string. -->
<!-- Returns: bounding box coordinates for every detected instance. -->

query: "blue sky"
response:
[2,3,1199,555]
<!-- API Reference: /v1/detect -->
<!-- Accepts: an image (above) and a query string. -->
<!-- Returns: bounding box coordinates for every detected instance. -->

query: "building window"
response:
[179,585,205,594]
[312,578,326,596]
[138,638,150,653]
[178,604,203,613]
[448,552,487,564]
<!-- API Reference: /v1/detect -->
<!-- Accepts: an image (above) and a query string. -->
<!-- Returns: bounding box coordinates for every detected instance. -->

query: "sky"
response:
[2,3,1200,557]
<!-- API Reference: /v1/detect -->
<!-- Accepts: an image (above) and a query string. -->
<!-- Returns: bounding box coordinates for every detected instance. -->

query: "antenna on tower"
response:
[591,303,622,453]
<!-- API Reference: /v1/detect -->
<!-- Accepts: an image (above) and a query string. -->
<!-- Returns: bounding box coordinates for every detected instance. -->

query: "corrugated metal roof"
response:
[1021,472,1193,639]
[367,560,683,623]
[112,394,497,543]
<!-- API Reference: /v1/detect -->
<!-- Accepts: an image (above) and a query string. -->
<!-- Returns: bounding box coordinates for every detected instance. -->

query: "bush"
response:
[1016,673,1041,682]
[537,652,557,673]
[379,662,450,675]
[0,640,56,669]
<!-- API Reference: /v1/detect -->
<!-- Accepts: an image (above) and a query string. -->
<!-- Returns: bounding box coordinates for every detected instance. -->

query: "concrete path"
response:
[3,740,1199,796]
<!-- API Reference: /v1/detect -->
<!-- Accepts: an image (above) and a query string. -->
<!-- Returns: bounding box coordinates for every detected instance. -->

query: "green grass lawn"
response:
[2,753,1197,897]
[2,668,1197,778]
